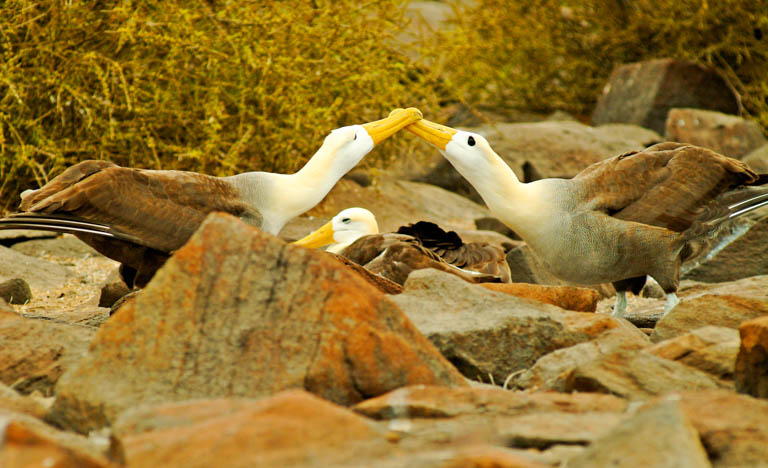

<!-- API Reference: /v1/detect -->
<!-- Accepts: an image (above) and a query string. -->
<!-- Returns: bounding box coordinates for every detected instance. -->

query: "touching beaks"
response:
[404,118,457,150]
[361,107,423,145]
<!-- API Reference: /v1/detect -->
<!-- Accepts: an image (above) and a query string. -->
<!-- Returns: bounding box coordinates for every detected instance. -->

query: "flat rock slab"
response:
[0,245,72,291]
[390,270,640,384]
[566,400,711,468]
[648,326,739,383]
[674,390,768,468]
[564,350,726,400]
[49,213,466,433]
[0,310,95,396]
[735,316,768,398]
[665,108,766,159]
[11,235,101,261]
[0,229,57,242]
[479,282,600,312]
[513,327,650,391]
[652,293,768,343]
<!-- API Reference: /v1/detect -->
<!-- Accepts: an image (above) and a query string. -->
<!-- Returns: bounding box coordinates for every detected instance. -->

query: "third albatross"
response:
[406,118,768,317]
[0,108,422,287]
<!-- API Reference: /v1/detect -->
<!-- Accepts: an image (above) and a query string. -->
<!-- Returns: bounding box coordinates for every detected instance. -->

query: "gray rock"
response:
[11,235,101,260]
[743,144,768,173]
[566,400,711,468]
[665,108,766,159]
[591,58,739,134]
[0,245,72,291]
[498,411,625,449]
[514,327,650,391]
[390,269,635,384]
[0,278,32,304]
[0,229,57,242]
[564,350,726,400]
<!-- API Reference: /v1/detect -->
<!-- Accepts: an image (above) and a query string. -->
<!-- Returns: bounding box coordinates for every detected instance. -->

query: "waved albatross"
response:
[292,207,511,285]
[0,108,422,288]
[406,118,768,317]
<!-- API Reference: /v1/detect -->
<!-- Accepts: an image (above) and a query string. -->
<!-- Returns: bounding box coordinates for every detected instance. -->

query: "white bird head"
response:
[291,206,379,253]
[404,118,495,171]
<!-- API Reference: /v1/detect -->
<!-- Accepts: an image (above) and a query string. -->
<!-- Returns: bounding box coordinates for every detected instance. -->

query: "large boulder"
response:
[48,213,466,433]
[565,400,711,468]
[665,108,767,159]
[591,58,740,134]
[735,316,768,398]
[414,120,659,204]
[389,269,642,384]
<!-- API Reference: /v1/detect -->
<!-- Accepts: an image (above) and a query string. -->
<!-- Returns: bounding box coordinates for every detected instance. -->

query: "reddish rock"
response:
[0,383,50,419]
[0,313,95,396]
[564,350,725,400]
[591,58,740,134]
[480,283,600,312]
[735,316,768,398]
[674,390,768,468]
[116,391,386,468]
[353,385,628,420]
[648,326,739,383]
[651,294,768,343]
[49,213,465,433]
[665,108,766,159]
[441,446,551,468]
[1,421,110,468]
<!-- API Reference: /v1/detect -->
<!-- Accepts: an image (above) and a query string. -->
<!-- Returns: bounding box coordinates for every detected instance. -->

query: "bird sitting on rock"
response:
[405,117,768,318]
[292,207,511,285]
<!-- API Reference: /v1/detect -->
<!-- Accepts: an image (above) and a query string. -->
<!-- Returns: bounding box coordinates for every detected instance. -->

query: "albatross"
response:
[406,118,768,317]
[0,108,422,288]
[292,207,511,285]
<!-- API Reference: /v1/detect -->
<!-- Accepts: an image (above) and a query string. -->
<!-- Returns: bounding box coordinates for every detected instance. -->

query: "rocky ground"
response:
[3,59,768,467]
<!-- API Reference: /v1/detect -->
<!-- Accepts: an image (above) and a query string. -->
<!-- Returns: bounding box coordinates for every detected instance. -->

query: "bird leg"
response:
[611,291,628,318]
[662,292,680,317]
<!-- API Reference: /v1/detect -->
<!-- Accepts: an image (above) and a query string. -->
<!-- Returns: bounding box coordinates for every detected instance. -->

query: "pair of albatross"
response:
[403,117,768,317]
[0,108,423,287]
[292,207,512,285]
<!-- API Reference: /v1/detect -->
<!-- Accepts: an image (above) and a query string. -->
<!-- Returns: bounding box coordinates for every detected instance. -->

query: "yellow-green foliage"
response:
[0,0,440,210]
[436,0,768,128]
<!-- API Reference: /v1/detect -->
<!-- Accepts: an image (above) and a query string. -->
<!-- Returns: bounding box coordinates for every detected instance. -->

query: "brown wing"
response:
[576,143,758,232]
[20,160,250,252]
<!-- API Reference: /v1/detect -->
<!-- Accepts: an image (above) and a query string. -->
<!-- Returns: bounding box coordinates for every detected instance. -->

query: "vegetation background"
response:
[1,0,766,210]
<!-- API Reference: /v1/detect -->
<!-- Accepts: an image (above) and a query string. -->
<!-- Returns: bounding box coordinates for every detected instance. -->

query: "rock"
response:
[479,283,600,312]
[114,391,389,468]
[282,179,493,241]
[743,144,768,173]
[0,229,56,244]
[11,234,101,260]
[674,389,768,467]
[0,313,95,396]
[513,328,650,391]
[389,269,635,384]
[651,293,768,343]
[441,446,552,468]
[591,58,740,134]
[49,213,465,433]
[735,316,768,398]
[647,326,740,383]
[353,385,628,420]
[416,120,659,203]
[565,400,710,468]
[98,281,132,308]
[505,244,614,297]
[665,108,767,159]
[0,278,31,304]
[0,245,72,291]
[497,411,625,449]
[564,350,726,400]
[0,408,112,467]
[683,216,768,283]
[0,382,50,419]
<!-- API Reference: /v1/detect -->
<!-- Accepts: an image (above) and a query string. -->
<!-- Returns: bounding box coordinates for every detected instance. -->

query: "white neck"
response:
[443,147,542,239]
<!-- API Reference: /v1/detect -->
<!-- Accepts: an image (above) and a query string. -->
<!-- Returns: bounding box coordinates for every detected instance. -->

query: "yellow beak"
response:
[291,219,336,249]
[361,107,423,145]
[405,118,457,150]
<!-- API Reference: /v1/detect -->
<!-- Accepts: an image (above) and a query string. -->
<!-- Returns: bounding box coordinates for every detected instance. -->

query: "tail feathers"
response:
[0,213,141,244]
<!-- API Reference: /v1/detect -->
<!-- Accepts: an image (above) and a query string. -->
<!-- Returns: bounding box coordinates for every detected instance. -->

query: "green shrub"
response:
[0,0,441,210]
[435,0,768,130]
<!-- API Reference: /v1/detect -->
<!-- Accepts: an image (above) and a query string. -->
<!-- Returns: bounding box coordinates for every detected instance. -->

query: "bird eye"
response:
[353,133,357,140]
[342,218,351,223]
[468,136,476,146]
